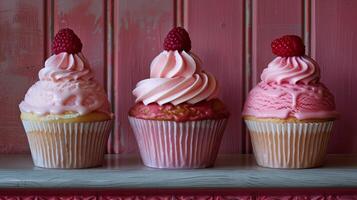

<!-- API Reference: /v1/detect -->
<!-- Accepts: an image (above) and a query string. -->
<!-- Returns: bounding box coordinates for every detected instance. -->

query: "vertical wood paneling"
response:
[53,0,106,84]
[312,0,357,153]
[106,0,115,153]
[0,0,45,153]
[186,0,244,153]
[252,0,303,84]
[0,0,356,154]
[113,0,174,153]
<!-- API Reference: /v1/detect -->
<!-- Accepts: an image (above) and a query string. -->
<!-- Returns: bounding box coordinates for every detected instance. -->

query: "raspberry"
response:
[52,28,83,54]
[271,35,305,57]
[163,27,191,52]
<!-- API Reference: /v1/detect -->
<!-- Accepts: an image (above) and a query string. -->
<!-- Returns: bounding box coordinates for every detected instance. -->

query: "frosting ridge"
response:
[243,55,337,120]
[261,56,320,85]
[39,52,93,81]
[133,50,218,106]
[19,52,110,116]
[242,82,337,119]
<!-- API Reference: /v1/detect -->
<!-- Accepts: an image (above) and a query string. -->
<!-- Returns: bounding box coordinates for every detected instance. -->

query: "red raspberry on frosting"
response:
[52,28,83,54]
[163,27,191,52]
[271,35,305,57]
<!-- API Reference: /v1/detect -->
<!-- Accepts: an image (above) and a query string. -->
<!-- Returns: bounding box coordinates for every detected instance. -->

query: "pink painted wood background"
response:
[0,0,356,154]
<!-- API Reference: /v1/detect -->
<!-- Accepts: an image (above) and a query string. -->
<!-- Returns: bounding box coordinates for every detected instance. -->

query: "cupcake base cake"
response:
[21,112,112,169]
[245,117,334,168]
[19,28,113,168]
[129,27,230,169]
[129,99,228,168]
[243,35,338,169]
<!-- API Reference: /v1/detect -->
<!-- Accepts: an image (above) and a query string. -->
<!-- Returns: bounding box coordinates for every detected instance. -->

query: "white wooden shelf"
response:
[0,154,357,189]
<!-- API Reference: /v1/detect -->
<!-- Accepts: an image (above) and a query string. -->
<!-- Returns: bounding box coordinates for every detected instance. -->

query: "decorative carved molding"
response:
[100,197,251,200]
[0,196,356,200]
[214,196,252,200]
[256,196,357,200]
[0,196,97,200]
[335,196,357,200]
[99,196,172,200]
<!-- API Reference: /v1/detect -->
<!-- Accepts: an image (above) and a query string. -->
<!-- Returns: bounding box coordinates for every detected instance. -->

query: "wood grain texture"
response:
[53,0,106,84]
[0,155,357,189]
[113,0,174,153]
[252,0,303,84]
[311,0,357,153]
[0,0,45,153]
[185,0,245,153]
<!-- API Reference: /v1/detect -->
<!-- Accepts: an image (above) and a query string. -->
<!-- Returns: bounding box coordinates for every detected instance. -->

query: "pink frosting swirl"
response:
[133,50,218,106]
[261,56,320,84]
[19,52,110,116]
[39,52,93,81]
[243,56,338,120]
[243,82,337,119]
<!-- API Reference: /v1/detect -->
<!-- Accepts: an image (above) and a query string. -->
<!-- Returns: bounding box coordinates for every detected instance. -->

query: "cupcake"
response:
[19,28,113,168]
[128,27,229,169]
[243,35,338,168]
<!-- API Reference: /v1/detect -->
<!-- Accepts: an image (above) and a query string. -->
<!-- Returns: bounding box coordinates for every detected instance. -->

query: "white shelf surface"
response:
[0,154,357,189]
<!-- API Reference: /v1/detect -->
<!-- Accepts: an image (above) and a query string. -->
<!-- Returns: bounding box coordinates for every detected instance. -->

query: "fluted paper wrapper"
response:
[245,119,334,168]
[129,117,228,169]
[21,120,112,169]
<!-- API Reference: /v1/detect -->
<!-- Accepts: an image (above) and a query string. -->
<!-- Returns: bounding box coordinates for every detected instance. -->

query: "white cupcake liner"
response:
[245,119,334,168]
[129,117,228,169]
[22,120,112,168]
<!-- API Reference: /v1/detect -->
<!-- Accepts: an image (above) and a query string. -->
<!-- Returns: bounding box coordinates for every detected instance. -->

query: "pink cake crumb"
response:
[129,99,229,122]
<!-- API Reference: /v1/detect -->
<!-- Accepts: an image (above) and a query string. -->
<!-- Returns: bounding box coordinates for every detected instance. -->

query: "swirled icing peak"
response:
[39,52,93,82]
[20,28,111,116]
[261,56,320,85]
[133,50,218,106]
[19,52,110,116]
[150,50,200,78]
[243,35,337,120]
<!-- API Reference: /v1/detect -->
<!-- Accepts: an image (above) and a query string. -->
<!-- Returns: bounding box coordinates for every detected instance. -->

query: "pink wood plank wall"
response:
[0,0,45,153]
[311,0,357,153]
[0,0,356,154]
[185,0,244,153]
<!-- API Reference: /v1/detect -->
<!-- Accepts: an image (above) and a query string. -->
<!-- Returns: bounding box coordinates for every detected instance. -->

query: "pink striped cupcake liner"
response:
[129,117,228,169]
[21,120,112,168]
[245,119,334,168]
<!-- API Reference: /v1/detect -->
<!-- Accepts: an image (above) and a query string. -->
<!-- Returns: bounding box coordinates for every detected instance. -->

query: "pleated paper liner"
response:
[245,119,334,168]
[22,120,112,168]
[129,117,228,169]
